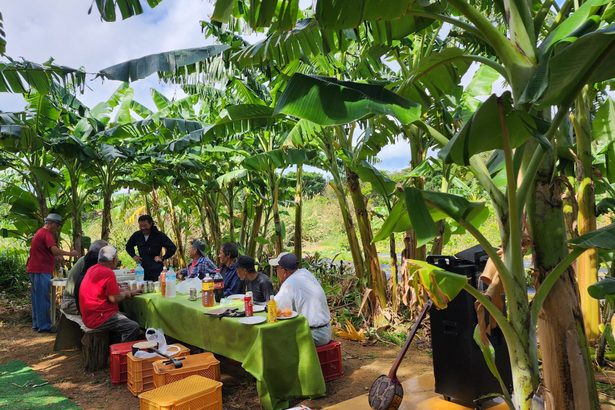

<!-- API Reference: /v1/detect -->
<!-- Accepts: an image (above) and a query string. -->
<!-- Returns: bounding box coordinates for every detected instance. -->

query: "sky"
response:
[0,1,421,172]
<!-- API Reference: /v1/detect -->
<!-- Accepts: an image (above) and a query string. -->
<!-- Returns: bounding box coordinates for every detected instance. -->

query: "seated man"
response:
[218,242,243,296]
[79,245,141,343]
[61,240,108,315]
[180,239,216,279]
[270,252,332,346]
[236,255,274,304]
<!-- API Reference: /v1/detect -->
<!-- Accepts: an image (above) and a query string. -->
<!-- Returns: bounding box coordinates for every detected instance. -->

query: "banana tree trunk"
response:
[150,188,166,233]
[528,150,599,410]
[239,196,249,249]
[165,193,185,268]
[294,164,303,259]
[271,174,283,254]
[257,207,273,259]
[323,140,365,281]
[247,201,264,256]
[346,167,386,309]
[204,194,221,254]
[573,86,600,340]
[389,233,398,312]
[228,185,235,242]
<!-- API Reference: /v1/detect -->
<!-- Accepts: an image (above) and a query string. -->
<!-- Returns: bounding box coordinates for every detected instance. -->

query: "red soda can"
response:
[244,291,253,317]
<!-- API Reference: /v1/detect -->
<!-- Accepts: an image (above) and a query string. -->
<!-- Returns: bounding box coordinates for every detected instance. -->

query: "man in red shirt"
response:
[27,213,79,332]
[79,245,141,342]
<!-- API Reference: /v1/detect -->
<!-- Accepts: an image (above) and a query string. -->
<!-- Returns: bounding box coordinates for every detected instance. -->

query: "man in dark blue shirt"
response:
[218,242,243,296]
[125,215,177,281]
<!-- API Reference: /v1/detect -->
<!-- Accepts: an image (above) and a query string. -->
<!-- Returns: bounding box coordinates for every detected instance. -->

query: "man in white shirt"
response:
[269,252,332,346]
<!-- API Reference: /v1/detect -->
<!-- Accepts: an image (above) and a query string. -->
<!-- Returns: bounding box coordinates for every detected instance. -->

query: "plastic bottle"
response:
[160,266,167,297]
[213,269,224,303]
[244,291,253,317]
[267,295,277,323]
[135,263,145,283]
[166,266,176,297]
[202,276,215,307]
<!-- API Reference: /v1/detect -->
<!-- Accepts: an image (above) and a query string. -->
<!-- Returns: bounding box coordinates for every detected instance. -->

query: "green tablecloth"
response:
[122,294,326,410]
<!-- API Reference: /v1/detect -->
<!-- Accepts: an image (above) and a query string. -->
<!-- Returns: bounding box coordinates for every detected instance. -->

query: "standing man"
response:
[79,245,142,342]
[218,242,243,296]
[26,213,79,332]
[270,252,332,346]
[125,215,177,281]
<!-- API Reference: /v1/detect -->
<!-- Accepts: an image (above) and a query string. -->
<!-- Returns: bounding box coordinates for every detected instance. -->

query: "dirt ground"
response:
[0,298,433,410]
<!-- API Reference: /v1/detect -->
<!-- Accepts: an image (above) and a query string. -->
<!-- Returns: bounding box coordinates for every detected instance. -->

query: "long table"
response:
[122,293,326,410]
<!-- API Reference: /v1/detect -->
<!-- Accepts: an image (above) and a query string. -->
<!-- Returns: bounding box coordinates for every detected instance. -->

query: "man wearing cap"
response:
[236,255,274,304]
[79,246,142,342]
[270,252,332,346]
[180,239,217,279]
[26,213,79,332]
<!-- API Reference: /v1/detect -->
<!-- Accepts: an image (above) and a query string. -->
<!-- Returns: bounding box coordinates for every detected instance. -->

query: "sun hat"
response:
[44,213,63,224]
[268,252,291,267]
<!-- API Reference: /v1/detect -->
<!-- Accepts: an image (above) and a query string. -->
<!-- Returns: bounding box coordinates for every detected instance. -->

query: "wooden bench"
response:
[54,310,110,371]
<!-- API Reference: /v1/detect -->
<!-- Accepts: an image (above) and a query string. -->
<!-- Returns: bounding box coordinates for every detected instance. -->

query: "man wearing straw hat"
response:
[26,213,79,333]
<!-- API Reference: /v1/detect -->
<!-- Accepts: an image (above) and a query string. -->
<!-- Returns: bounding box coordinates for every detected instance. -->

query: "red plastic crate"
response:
[316,341,343,382]
[109,340,145,385]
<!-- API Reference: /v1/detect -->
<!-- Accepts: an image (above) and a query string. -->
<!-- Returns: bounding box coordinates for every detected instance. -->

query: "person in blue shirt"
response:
[180,239,217,280]
[218,242,243,296]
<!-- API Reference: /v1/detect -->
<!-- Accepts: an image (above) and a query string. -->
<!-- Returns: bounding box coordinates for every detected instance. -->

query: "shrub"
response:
[0,248,29,296]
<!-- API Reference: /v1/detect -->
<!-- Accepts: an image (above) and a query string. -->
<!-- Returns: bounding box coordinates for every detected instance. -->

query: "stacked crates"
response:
[152,352,220,387]
[109,339,145,384]
[127,344,190,395]
[138,375,222,410]
[316,341,343,382]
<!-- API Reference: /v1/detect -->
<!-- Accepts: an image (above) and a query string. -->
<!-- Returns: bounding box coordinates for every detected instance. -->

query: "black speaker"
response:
[427,255,513,408]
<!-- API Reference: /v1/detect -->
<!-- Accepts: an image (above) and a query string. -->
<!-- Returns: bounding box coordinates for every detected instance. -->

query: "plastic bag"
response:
[133,328,181,358]
[176,277,202,294]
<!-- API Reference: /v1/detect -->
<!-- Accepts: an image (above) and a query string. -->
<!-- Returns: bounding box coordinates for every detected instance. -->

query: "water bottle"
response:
[135,263,145,283]
[165,266,176,298]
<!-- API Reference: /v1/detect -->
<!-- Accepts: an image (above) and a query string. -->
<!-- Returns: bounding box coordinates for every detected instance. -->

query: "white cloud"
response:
[0,0,213,110]
[375,138,410,171]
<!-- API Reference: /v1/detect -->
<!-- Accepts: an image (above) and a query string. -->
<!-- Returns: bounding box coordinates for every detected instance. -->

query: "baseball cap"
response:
[278,253,299,270]
[268,252,291,267]
[44,213,63,224]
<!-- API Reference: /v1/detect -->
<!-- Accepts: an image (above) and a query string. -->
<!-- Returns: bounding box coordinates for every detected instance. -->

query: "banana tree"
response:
[227,1,615,408]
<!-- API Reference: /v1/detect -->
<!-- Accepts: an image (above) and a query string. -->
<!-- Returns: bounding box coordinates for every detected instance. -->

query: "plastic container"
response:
[165,267,176,298]
[316,340,343,382]
[127,343,190,396]
[202,277,215,307]
[160,267,167,297]
[135,264,145,283]
[267,296,277,323]
[213,269,224,303]
[109,339,146,385]
[138,375,222,410]
[152,352,220,387]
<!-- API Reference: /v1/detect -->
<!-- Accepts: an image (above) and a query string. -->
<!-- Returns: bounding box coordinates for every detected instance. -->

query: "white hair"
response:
[98,245,118,263]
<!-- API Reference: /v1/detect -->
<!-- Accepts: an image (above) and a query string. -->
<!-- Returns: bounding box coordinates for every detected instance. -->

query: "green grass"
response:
[0,361,79,410]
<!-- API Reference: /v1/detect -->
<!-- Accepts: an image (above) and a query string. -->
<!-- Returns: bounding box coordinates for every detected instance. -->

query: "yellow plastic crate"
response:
[152,352,220,388]
[138,375,222,410]
[127,344,190,396]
